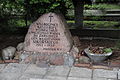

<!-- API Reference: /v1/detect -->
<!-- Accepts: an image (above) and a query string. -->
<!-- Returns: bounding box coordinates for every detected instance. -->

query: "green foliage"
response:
[0,0,24,16]
[0,0,120,32]
[0,0,73,31]
[103,48,112,53]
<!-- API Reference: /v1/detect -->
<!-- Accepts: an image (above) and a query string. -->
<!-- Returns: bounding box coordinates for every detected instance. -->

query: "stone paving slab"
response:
[107,79,118,80]
[0,63,29,80]
[118,69,120,79]
[24,64,48,75]
[0,64,120,80]
[93,78,117,80]
[69,67,92,78]
[0,73,21,80]
[93,69,117,79]
[21,79,49,80]
[44,76,67,80]
[19,74,43,80]
[2,63,29,73]
[94,78,118,80]
[93,77,108,80]
[0,64,6,72]
[45,66,70,77]
[67,77,91,80]
[29,78,49,80]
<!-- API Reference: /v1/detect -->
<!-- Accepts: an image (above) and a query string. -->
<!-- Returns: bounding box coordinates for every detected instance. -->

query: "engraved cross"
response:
[49,14,53,22]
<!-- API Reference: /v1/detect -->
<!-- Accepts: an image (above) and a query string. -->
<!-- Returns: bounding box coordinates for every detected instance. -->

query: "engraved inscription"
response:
[24,13,73,53]
[31,23,61,51]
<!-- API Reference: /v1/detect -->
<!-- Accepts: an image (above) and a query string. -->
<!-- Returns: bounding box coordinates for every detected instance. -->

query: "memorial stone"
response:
[22,12,78,66]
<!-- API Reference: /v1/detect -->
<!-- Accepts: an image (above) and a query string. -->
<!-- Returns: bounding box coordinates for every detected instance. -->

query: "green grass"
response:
[67,20,120,29]
[9,19,32,27]
[67,20,75,23]
[84,4,120,10]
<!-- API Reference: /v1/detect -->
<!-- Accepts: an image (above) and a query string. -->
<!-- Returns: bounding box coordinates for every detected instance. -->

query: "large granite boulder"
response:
[21,12,78,66]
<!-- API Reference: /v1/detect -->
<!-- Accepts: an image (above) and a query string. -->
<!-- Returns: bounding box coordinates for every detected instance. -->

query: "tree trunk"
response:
[72,0,84,29]
[24,0,30,27]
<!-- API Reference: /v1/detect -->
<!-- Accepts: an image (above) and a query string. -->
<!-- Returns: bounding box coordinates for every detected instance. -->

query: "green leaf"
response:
[103,48,112,53]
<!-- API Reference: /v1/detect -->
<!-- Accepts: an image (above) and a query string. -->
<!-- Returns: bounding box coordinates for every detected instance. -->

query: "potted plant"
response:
[84,46,112,62]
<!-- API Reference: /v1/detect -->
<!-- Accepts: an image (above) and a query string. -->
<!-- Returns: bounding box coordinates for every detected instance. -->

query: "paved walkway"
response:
[0,63,119,80]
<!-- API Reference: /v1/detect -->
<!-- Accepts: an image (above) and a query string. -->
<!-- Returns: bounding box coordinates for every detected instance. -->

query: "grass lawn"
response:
[84,3,120,10]
[67,21,120,29]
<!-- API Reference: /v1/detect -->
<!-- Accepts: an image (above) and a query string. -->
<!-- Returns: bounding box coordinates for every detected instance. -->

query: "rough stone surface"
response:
[93,77,107,80]
[69,67,92,78]
[78,56,90,63]
[2,63,28,73]
[68,77,91,80]
[93,69,117,79]
[112,68,119,71]
[0,63,29,80]
[22,12,78,66]
[0,73,22,80]
[24,12,73,53]
[46,66,70,77]
[17,42,24,51]
[2,46,16,60]
[107,79,117,80]
[19,64,48,80]
[44,76,66,80]
[63,53,74,66]
[0,64,120,80]
[24,64,48,75]
[19,74,43,80]
[118,69,120,79]
[0,64,6,72]
[29,78,50,80]
[49,54,64,65]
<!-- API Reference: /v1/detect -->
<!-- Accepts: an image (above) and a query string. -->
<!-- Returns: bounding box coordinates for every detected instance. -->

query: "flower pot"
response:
[84,48,112,62]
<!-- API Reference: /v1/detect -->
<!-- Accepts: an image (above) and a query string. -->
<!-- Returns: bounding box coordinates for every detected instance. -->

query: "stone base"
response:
[19,46,79,67]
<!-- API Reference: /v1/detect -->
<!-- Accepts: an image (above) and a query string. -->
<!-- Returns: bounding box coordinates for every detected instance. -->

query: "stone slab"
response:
[93,78,117,80]
[29,78,49,80]
[93,77,107,80]
[118,69,120,79]
[19,74,43,80]
[67,77,91,80]
[107,79,117,80]
[0,73,22,80]
[69,67,92,78]
[44,76,67,80]
[0,64,6,72]
[46,66,70,77]
[93,69,117,79]
[2,63,28,73]
[24,64,48,75]
[112,68,119,71]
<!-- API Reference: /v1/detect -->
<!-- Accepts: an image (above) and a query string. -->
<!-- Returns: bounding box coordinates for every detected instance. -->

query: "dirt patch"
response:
[73,36,120,65]
[0,34,25,57]
[0,34,119,64]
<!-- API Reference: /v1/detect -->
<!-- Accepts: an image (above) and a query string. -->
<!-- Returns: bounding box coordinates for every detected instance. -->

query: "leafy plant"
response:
[103,48,112,53]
